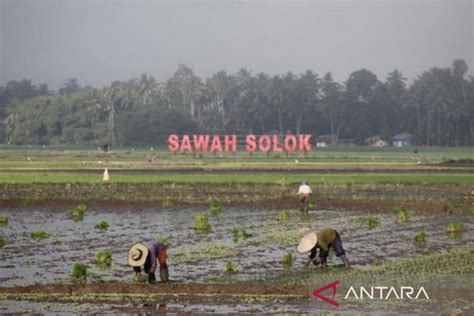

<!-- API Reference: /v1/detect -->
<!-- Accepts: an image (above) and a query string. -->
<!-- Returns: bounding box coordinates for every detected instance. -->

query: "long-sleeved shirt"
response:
[298,184,312,194]
[143,241,165,274]
[309,228,337,260]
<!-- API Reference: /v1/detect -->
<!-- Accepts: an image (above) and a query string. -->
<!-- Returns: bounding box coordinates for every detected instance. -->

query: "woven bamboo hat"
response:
[297,232,317,253]
[128,243,149,266]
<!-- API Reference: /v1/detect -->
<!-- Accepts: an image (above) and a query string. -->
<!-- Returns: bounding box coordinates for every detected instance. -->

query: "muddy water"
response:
[0,299,316,314]
[0,206,472,287]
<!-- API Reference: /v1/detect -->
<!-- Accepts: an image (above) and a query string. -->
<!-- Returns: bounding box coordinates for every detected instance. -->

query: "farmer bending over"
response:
[298,180,312,212]
[297,227,350,268]
[128,241,169,284]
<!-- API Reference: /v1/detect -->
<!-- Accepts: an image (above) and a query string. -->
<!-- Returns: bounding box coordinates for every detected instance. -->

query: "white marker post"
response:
[103,168,110,181]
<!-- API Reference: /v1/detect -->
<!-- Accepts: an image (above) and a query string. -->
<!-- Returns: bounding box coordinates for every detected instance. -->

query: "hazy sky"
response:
[1,0,472,89]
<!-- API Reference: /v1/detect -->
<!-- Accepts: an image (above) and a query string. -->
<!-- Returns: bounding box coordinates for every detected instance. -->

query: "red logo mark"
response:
[312,280,340,308]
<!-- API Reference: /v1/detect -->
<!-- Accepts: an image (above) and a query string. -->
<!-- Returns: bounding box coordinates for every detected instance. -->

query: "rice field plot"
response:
[0,205,472,287]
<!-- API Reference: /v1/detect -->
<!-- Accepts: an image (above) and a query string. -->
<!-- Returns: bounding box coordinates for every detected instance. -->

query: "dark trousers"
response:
[319,231,346,258]
[300,194,310,212]
[332,231,346,257]
[133,254,156,282]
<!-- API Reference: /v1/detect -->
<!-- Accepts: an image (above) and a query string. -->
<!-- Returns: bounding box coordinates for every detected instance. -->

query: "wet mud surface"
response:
[1,206,472,286]
[1,205,472,314]
[0,181,470,213]
[0,297,313,315]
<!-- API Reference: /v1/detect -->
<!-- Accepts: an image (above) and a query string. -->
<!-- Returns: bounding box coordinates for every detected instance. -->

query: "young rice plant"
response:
[30,230,52,240]
[71,262,88,280]
[195,212,211,232]
[94,251,112,266]
[94,220,109,231]
[224,261,239,274]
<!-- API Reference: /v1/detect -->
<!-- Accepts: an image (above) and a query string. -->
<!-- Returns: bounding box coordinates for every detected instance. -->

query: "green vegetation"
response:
[371,247,473,275]
[94,220,109,231]
[393,208,413,222]
[71,263,88,280]
[366,216,380,229]
[30,230,52,240]
[169,243,236,264]
[232,227,253,242]
[259,246,474,287]
[0,171,472,187]
[446,222,465,240]
[413,232,428,244]
[308,200,317,209]
[154,237,170,247]
[2,59,472,147]
[263,230,305,246]
[277,211,288,221]
[209,200,223,215]
[161,198,174,207]
[0,237,8,247]
[0,291,307,307]
[0,216,9,225]
[67,203,86,220]
[446,223,464,232]
[224,261,239,274]
[0,170,470,209]
[94,251,112,266]
[280,252,293,266]
[440,158,474,166]
[132,274,148,283]
[194,212,211,232]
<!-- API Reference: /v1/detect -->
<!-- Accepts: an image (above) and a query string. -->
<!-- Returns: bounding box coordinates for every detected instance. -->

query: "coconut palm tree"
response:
[100,84,134,147]
[269,75,286,135]
[206,71,236,127]
[137,73,158,105]
[320,72,344,144]
[164,64,204,120]
[249,73,272,133]
[293,70,319,135]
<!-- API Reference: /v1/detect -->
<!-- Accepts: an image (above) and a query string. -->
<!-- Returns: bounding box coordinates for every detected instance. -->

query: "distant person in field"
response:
[298,180,312,212]
[297,227,350,268]
[128,241,169,284]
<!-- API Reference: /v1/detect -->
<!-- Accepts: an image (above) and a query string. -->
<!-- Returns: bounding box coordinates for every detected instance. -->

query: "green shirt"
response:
[315,227,337,252]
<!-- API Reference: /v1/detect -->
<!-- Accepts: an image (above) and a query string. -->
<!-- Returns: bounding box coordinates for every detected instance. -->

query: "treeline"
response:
[0,59,472,147]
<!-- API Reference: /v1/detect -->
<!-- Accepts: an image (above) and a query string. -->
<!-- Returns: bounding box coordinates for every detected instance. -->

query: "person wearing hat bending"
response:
[128,241,169,284]
[297,227,350,268]
[298,180,312,212]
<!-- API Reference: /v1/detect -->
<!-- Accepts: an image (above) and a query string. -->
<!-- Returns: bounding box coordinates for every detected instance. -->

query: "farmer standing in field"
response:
[298,180,312,212]
[297,227,350,268]
[128,241,169,284]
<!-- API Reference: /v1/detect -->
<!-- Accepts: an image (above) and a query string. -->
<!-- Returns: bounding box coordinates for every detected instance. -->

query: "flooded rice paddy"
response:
[1,205,472,287]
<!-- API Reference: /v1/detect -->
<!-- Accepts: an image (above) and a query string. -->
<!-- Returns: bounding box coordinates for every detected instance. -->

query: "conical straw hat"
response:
[128,243,149,266]
[297,232,317,253]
